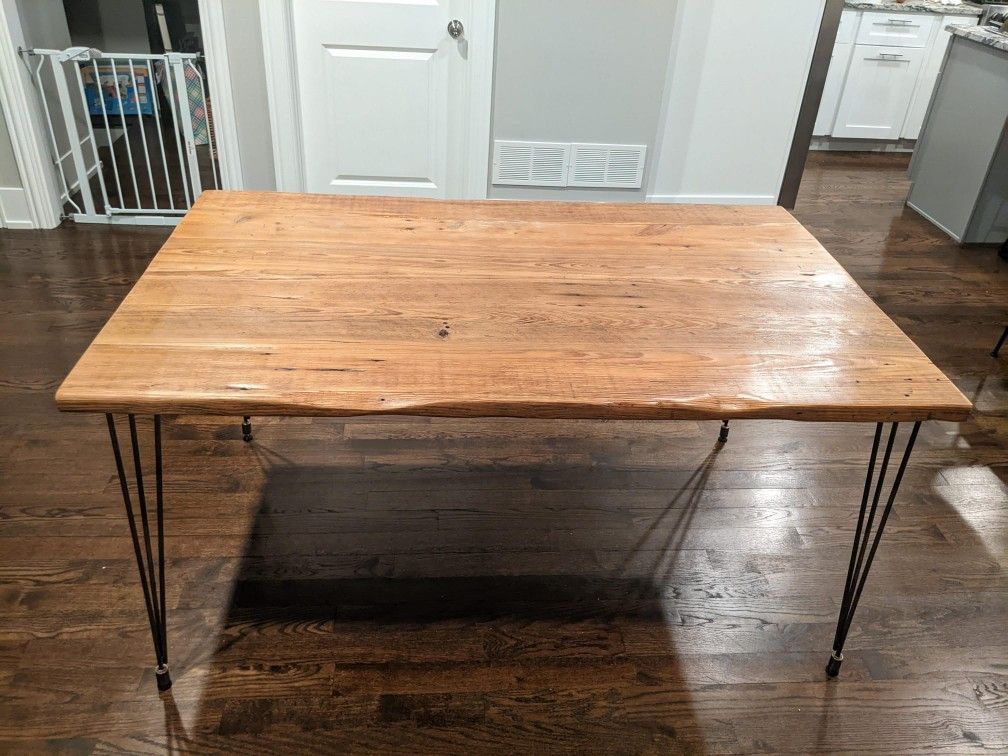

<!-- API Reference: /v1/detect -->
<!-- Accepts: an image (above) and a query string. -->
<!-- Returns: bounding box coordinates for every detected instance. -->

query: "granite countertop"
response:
[949,24,1008,51]
[844,0,982,16]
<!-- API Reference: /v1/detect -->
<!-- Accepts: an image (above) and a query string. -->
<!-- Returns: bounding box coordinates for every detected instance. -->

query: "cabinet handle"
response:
[883,18,915,26]
[866,55,908,62]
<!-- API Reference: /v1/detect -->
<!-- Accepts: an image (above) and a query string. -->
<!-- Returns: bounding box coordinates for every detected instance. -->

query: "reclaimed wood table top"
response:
[55,191,971,422]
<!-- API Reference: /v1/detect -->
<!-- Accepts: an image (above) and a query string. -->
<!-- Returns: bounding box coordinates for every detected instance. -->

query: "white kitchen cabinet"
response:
[831,45,926,140]
[814,42,855,136]
[901,15,977,140]
[813,10,859,136]
[815,8,982,143]
[836,8,860,44]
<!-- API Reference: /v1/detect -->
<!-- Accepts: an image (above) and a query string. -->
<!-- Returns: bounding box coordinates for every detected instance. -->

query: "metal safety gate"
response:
[25,46,220,225]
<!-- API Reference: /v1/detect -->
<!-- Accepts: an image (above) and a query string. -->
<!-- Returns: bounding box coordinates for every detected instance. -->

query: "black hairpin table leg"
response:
[242,416,253,442]
[992,327,1008,358]
[107,414,171,691]
[718,419,730,444]
[826,420,921,678]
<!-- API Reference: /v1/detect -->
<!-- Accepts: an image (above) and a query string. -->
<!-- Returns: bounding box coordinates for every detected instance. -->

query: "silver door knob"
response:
[447,19,464,38]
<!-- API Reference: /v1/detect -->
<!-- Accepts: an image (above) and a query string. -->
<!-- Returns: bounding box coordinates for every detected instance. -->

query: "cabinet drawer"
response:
[855,11,935,47]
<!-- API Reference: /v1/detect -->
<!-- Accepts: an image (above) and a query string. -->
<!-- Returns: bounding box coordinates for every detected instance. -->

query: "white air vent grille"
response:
[492,141,570,186]
[568,143,647,188]
[492,141,646,189]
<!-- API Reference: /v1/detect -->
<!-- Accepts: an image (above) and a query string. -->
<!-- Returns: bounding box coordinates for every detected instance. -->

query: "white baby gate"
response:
[25,46,221,225]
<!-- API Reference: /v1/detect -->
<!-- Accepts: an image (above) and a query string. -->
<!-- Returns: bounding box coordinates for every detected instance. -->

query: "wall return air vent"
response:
[492,141,646,189]
[492,141,570,187]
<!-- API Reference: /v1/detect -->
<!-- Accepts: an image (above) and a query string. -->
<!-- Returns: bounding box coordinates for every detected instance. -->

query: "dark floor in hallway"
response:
[0,151,1005,753]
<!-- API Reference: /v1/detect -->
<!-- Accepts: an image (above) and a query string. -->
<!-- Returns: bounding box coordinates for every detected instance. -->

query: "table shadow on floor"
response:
[187,445,722,746]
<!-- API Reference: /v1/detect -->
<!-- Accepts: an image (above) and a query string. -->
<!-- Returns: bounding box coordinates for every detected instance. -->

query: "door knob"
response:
[447,19,464,39]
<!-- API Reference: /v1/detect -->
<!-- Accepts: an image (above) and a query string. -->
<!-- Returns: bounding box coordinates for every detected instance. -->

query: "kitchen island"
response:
[908,24,1008,244]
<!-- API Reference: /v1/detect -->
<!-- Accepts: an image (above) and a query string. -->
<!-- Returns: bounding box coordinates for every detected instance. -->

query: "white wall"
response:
[15,0,92,197]
[64,0,151,53]
[0,108,19,185]
[1,0,65,228]
[16,0,71,49]
[96,0,152,52]
[648,0,825,205]
[50,0,820,205]
[488,0,676,201]
[0,111,32,228]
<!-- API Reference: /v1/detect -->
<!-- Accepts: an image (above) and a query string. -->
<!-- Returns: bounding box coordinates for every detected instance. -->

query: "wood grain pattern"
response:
[54,191,971,421]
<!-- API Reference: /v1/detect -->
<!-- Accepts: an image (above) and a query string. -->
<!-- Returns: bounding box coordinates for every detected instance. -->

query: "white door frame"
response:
[0,0,62,229]
[260,0,495,198]
[197,0,244,190]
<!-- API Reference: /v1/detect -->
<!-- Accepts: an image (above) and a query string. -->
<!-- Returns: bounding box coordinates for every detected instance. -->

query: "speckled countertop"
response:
[949,24,1008,52]
[844,0,982,16]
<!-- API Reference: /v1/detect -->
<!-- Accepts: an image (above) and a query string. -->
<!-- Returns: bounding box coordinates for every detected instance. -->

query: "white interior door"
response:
[291,0,489,198]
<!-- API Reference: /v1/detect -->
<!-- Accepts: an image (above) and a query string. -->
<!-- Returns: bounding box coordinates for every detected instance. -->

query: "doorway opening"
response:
[20,0,221,226]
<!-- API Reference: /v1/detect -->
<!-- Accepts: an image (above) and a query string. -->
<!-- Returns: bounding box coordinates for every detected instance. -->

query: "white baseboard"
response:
[906,199,963,243]
[71,212,182,226]
[810,136,915,153]
[0,186,33,229]
[647,193,777,205]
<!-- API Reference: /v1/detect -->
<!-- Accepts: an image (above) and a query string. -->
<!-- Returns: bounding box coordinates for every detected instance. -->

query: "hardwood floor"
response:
[1,152,1005,753]
[70,115,220,214]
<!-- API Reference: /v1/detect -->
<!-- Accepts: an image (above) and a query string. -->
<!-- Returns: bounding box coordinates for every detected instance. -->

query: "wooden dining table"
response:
[56,191,972,691]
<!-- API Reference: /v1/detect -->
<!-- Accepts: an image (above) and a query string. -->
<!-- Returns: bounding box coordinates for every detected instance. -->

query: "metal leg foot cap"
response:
[825,652,843,678]
[241,417,253,443]
[717,421,730,444]
[155,664,172,691]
